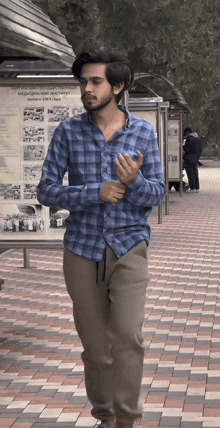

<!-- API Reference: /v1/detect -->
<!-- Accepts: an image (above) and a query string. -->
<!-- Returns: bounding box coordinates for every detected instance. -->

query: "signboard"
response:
[128,108,165,172]
[0,79,84,241]
[167,118,181,179]
[128,103,169,223]
[131,110,157,135]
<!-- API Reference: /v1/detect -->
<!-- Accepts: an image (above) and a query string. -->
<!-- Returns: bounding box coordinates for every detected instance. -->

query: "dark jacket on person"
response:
[183,132,203,165]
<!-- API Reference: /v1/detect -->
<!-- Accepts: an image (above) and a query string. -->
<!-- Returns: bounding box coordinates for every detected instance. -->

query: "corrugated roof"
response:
[0,58,73,77]
[130,73,190,111]
[0,0,75,67]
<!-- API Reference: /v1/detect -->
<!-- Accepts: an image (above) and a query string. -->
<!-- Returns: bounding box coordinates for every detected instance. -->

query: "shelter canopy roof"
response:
[0,0,75,67]
[0,58,72,78]
[130,73,190,112]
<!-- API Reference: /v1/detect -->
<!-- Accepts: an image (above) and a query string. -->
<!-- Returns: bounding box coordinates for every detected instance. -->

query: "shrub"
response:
[202,144,218,158]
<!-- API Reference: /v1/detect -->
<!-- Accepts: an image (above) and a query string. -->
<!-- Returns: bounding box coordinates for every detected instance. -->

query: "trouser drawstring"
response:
[96,248,107,286]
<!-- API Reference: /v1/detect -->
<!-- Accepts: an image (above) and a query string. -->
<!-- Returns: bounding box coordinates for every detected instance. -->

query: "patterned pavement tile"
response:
[1,160,220,427]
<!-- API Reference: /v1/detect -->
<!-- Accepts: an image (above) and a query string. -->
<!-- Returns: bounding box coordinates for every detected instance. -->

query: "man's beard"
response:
[81,93,114,112]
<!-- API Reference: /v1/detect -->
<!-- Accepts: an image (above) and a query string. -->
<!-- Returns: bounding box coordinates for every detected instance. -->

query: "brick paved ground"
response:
[0,159,220,428]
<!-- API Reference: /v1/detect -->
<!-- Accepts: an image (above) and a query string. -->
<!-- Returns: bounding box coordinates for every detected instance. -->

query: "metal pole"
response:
[180,115,183,197]
[122,90,129,108]
[157,104,163,224]
[164,108,169,215]
[23,248,30,268]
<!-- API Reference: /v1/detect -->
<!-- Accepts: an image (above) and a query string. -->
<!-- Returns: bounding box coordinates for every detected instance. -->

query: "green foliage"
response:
[202,144,218,158]
[31,0,220,142]
[32,0,100,51]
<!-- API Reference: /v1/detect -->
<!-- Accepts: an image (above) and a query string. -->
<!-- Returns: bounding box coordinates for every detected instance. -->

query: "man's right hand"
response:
[100,181,127,203]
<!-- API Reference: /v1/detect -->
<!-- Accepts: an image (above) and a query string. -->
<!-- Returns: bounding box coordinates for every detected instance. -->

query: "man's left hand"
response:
[115,151,144,185]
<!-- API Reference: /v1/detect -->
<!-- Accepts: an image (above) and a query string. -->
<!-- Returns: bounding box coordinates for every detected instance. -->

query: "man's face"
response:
[79,63,115,112]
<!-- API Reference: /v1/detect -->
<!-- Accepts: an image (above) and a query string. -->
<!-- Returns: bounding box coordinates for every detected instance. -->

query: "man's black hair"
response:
[183,127,192,136]
[72,48,134,102]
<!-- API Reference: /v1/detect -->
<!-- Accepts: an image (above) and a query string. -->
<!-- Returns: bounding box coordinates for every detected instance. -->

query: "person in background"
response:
[183,127,203,193]
[37,48,167,428]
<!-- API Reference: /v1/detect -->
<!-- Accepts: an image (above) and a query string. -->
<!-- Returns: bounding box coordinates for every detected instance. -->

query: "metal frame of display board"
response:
[167,113,184,197]
[0,240,63,268]
[127,96,169,222]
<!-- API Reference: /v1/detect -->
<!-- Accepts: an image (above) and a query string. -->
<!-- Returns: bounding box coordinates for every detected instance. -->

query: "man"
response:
[37,49,166,428]
[183,127,203,193]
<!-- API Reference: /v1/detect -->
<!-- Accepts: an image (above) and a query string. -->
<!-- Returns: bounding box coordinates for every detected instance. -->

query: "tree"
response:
[96,0,220,138]
[32,0,101,51]
[31,0,220,141]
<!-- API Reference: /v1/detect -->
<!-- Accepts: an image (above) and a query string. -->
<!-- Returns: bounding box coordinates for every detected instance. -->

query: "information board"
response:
[128,108,165,171]
[0,79,84,241]
[167,118,181,179]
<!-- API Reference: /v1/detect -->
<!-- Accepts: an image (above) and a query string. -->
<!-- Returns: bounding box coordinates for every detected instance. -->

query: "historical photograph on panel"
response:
[48,125,57,141]
[23,145,45,161]
[23,164,42,181]
[0,204,45,235]
[24,184,37,200]
[23,107,44,122]
[0,184,21,200]
[23,126,45,143]
[49,207,69,232]
[168,127,178,137]
[168,155,178,163]
[72,107,85,116]
[48,106,69,122]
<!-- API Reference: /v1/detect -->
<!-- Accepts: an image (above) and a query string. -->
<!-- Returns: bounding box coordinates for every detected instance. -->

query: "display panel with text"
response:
[0,79,84,241]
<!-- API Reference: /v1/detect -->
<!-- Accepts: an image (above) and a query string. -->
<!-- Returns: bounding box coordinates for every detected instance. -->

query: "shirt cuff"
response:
[127,171,145,190]
[86,183,103,203]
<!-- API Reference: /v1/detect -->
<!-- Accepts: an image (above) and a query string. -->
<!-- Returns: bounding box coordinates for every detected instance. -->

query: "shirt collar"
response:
[87,104,131,128]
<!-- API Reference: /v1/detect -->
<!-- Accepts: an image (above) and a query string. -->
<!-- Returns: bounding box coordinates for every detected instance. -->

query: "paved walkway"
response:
[0,159,220,428]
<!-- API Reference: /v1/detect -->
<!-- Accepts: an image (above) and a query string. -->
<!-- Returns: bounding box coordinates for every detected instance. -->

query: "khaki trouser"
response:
[63,241,149,426]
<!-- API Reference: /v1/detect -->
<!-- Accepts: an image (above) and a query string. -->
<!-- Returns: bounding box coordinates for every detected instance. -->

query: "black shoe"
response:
[184,184,190,192]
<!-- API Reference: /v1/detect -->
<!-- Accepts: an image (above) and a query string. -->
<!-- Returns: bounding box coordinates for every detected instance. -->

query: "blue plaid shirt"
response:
[37,106,166,261]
